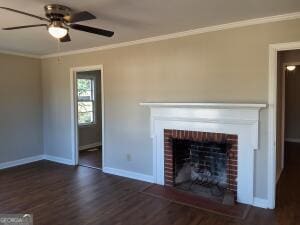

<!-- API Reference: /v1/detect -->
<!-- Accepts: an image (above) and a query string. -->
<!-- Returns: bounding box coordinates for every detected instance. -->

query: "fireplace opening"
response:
[173,139,231,200]
[164,130,238,205]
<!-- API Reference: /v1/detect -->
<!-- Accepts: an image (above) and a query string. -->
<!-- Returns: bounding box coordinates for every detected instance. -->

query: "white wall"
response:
[41,18,300,200]
[0,53,42,163]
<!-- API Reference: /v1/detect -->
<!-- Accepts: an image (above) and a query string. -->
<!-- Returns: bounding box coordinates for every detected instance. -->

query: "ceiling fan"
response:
[0,4,114,42]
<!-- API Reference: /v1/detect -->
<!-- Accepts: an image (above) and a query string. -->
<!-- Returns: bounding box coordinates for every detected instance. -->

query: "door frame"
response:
[268,41,300,209]
[70,65,104,168]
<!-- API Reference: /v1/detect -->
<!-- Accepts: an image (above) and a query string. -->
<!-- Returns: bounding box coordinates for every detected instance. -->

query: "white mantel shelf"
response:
[140,102,267,109]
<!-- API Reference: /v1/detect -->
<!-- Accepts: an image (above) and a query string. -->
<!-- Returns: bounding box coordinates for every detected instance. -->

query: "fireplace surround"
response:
[141,102,266,205]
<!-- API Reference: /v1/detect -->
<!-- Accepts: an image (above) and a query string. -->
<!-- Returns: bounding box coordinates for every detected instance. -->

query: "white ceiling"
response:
[0,0,299,56]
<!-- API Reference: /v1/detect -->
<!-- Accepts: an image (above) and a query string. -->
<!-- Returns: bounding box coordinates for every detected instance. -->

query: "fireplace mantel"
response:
[141,102,266,149]
[141,102,267,205]
[140,102,267,109]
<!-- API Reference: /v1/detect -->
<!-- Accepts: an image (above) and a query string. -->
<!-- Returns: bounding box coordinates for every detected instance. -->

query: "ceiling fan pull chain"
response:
[57,39,61,51]
[57,40,62,63]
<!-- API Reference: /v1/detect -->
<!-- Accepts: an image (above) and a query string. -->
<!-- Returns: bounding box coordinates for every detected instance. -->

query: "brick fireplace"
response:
[164,129,238,200]
[141,102,266,205]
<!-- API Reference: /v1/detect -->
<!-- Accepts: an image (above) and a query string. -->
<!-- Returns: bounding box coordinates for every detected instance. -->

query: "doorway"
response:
[71,65,104,170]
[283,63,300,166]
[268,42,300,209]
[274,50,300,212]
[276,51,300,178]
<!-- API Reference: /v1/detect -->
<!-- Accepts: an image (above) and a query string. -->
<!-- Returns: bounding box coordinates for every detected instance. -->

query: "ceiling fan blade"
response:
[3,24,48,30]
[0,7,49,22]
[70,24,114,37]
[60,33,71,42]
[64,11,96,23]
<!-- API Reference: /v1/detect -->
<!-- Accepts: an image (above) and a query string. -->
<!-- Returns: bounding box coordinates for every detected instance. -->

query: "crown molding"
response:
[0,50,41,59]
[1,12,299,59]
[41,12,300,59]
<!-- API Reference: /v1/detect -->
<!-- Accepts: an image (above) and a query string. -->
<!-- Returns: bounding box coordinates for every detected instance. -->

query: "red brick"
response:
[165,170,173,175]
[228,170,237,177]
[165,156,173,161]
[165,153,173,157]
[229,179,237,185]
[230,148,238,153]
[164,164,173,169]
[193,131,197,140]
[180,130,184,139]
[171,130,175,138]
[205,132,208,141]
[213,133,217,141]
[227,134,238,140]
[229,153,237,160]
[163,129,239,197]
[165,158,173,163]
[165,183,174,187]
[165,174,173,179]
[188,130,192,139]
[228,165,237,171]
[165,163,173,168]
[164,129,172,135]
[164,144,172,149]
[164,170,173,175]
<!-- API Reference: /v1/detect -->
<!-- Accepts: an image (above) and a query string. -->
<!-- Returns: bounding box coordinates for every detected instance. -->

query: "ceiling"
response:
[0,0,299,56]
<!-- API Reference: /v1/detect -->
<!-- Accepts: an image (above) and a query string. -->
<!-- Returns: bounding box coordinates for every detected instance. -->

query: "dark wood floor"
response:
[79,147,102,168]
[274,142,300,225]
[0,154,299,225]
[284,141,300,165]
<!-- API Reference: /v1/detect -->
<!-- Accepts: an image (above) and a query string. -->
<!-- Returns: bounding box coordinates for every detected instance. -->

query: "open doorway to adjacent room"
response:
[275,49,300,210]
[72,66,103,169]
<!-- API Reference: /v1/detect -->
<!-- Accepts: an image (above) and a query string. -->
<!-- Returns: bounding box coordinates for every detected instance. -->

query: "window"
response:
[77,77,96,126]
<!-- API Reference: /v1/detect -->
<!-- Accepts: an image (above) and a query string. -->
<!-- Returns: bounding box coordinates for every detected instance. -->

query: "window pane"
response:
[78,90,92,101]
[78,112,94,124]
[77,79,93,100]
[77,79,92,90]
[78,102,93,113]
[76,77,96,125]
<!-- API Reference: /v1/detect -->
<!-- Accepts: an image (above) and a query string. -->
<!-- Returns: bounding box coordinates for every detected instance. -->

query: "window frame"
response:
[76,75,97,127]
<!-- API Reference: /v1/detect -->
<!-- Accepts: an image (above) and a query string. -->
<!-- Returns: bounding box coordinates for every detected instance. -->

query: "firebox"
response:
[164,129,238,203]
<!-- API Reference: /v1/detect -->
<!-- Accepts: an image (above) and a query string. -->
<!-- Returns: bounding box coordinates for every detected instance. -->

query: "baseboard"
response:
[253,197,269,209]
[0,155,44,170]
[285,138,300,143]
[79,142,101,151]
[103,167,154,183]
[0,154,76,169]
[43,155,74,165]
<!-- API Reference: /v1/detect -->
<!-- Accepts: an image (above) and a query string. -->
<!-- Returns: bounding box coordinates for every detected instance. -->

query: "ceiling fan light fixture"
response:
[1,5,114,43]
[48,21,68,39]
